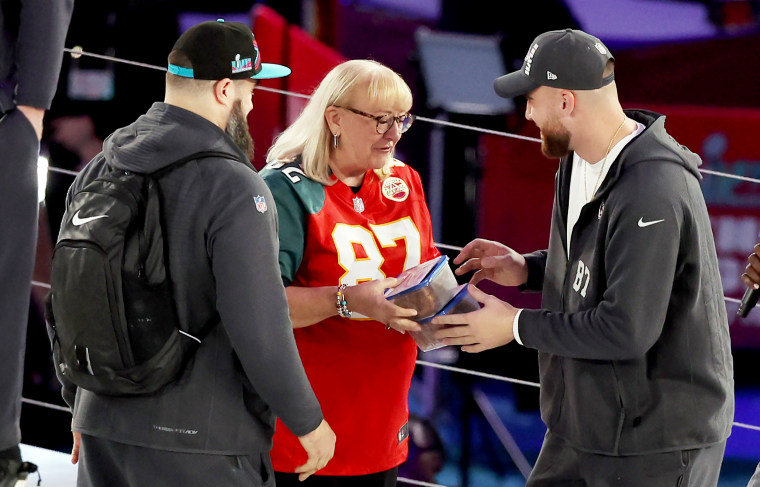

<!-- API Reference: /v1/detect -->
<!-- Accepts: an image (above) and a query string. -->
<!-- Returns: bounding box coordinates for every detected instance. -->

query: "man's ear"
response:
[213,78,235,107]
[559,90,576,115]
[324,105,342,134]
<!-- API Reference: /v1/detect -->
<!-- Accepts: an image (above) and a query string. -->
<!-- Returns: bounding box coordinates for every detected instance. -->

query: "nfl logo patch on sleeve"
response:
[254,195,267,213]
[398,421,409,444]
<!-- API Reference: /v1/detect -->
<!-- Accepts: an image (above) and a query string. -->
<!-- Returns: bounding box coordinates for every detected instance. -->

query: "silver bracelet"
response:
[336,284,352,318]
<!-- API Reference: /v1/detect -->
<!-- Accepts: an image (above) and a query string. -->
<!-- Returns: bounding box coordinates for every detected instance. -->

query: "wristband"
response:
[336,284,352,318]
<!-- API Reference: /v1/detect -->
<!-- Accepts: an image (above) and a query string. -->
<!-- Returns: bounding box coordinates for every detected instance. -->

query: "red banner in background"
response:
[479,105,760,348]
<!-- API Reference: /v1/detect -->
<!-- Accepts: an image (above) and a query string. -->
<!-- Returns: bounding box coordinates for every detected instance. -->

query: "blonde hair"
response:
[266,59,413,185]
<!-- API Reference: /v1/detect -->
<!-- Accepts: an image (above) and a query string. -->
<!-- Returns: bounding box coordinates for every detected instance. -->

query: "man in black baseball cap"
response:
[164,19,291,160]
[493,28,614,99]
[434,27,732,487]
[60,19,336,487]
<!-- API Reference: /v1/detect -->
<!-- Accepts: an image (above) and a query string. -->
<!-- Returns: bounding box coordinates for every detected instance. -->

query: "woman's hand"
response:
[344,278,421,333]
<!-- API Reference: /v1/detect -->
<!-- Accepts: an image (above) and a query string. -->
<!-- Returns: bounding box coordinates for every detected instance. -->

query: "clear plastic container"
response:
[385,255,458,320]
[411,283,481,352]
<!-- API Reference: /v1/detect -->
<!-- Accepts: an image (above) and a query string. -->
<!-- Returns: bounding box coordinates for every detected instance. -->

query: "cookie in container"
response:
[411,283,481,351]
[384,255,458,320]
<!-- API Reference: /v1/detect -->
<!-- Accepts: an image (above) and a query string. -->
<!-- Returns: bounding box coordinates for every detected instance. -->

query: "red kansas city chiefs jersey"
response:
[260,158,439,475]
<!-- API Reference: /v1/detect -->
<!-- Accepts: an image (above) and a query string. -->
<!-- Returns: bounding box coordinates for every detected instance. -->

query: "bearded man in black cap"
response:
[434,29,734,486]
[55,20,335,486]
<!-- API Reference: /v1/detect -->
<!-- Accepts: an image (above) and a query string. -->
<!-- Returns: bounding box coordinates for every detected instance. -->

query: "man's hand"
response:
[345,278,420,333]
[742,243,760,290]
[432,285,516,353]
[71,431,81,464]
[16,105,45,141]
[453,239,528,287]
[295,419,336,481]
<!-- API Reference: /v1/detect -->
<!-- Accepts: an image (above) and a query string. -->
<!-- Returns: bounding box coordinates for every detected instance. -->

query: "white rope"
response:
[63,47,167,72]
[699,169,760,184]
[51,47,760,178]
[21,397,70,413]
[433,242,464,252]
[414,115,542,142]
[733,421,760,432]
[416,360,541,388]
[397,477,449,487]
[47,166,79,177]
[256,85,311,99]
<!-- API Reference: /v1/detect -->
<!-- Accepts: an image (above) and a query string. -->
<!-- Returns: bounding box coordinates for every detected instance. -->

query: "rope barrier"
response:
[397,477,449,487]
[416,360,540,388]
[19,369,760,433]
[46,166,79,177]
[700,169,760,185]
[21,398,70,413]
[50,48,760,178]
[432,243,464,252]
[734,422,760,433]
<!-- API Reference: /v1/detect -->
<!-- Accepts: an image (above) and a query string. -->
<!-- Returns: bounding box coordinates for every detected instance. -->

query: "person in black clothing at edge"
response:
[55,20,335,486]
[741,244,760,487]
[0,0,73,485]
[434,29,734,487]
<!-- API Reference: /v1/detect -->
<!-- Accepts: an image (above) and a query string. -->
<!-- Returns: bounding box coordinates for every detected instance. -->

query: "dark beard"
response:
[540,120,571,159]
[226,100,254,160]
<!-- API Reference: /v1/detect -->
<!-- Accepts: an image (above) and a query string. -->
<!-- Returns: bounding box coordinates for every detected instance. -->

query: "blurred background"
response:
[24,0,760,485]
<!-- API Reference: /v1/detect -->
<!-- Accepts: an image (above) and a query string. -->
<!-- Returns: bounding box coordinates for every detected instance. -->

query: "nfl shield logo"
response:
[353,197,365,213]
[254,195,267,213]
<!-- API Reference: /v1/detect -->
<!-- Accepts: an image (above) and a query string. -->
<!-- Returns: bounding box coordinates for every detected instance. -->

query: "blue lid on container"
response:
[419,283,471,324]
[385,255,450,299]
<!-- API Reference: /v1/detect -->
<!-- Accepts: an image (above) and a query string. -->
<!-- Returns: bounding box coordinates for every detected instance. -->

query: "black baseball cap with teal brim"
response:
[494,29,614,99]
[168,19,291,80]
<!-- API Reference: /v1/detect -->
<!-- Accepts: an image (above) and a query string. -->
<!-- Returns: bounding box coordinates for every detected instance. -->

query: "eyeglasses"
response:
[334,106,414,134]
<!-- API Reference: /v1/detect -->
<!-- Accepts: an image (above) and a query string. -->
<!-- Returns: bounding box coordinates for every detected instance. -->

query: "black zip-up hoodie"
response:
[61,102,323,453]
[519,110,734,455]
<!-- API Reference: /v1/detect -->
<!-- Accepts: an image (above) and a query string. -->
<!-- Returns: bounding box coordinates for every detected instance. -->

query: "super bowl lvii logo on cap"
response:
[231,54,253,74]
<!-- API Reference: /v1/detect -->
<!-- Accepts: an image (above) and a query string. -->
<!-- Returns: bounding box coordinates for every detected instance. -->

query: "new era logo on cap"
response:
[494,29,615,99]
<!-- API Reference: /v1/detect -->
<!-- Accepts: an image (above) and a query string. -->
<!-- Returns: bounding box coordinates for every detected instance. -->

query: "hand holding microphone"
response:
[738,243,760,317]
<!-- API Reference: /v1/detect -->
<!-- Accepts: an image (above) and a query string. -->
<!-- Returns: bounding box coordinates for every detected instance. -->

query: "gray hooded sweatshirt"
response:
[61,102,323,453]
[519,110,734,455]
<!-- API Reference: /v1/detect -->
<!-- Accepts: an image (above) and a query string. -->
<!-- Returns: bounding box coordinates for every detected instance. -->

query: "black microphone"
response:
[737,286,760,318]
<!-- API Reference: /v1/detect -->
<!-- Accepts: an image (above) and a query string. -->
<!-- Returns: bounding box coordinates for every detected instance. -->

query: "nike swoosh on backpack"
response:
[72,210,109,226]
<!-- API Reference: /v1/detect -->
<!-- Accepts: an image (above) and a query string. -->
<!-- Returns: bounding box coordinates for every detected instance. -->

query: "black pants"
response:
[274,467,398,487]
[0,108,39,451]
[527,431,726,487]
[77,434,274,487]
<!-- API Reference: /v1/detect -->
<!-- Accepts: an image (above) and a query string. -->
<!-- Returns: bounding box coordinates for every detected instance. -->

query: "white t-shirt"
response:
[566,120,645,257]
[513,119,645,346]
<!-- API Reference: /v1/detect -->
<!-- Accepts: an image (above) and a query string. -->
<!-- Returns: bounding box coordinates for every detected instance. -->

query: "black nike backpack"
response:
[45,151,235,396]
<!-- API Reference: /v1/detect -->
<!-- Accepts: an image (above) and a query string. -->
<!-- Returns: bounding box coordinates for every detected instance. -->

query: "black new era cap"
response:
[168,19,291,80]
[494,29,614,99]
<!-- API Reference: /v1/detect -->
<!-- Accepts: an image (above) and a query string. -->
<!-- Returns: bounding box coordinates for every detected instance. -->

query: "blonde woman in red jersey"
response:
[261,59,440,487]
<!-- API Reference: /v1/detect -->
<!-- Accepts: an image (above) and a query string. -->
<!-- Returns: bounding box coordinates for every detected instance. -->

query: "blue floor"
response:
[408,371,760,487]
